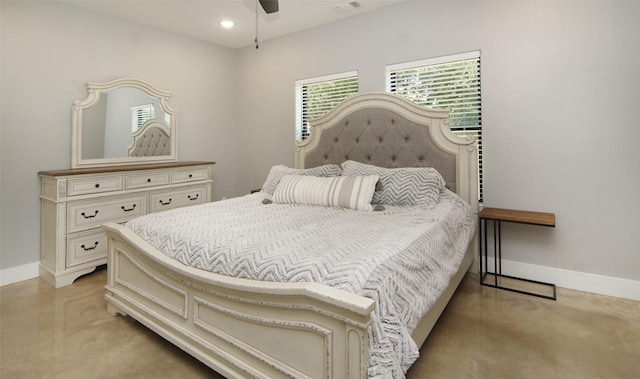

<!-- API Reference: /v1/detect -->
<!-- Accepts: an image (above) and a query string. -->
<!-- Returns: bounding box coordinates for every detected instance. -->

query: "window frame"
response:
[131,103,155,132]
[386,51,483,202]
[295,70,358,141]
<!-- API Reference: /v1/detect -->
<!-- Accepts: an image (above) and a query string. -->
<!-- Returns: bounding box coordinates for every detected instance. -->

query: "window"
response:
[131,104,155,132]
[386,51,483,201]
[295,71,358,141]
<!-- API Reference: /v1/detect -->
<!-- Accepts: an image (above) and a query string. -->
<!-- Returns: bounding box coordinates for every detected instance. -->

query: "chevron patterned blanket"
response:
[126,188,475,378]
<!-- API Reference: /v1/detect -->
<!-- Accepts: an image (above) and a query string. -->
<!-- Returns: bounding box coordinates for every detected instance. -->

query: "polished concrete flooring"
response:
[1,267,639,378]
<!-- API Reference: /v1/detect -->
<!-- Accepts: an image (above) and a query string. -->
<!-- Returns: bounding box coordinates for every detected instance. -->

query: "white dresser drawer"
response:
[67,229,108,267]
[40,161,214,288]
[151,186,206,212]
[67,194,147,233]
[125,171,170,189]
[67,175,123,196]
[172,167,209,184]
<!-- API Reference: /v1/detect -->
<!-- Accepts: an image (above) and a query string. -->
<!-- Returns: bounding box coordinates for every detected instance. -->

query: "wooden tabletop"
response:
[479,207,556,227]
[38,161,216,177]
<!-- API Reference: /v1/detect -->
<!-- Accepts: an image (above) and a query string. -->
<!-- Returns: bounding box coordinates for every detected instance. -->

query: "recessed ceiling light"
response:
[220,20,235,28]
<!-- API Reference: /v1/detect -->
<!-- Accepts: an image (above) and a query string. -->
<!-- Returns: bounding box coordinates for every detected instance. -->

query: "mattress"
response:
[126,188,475,378]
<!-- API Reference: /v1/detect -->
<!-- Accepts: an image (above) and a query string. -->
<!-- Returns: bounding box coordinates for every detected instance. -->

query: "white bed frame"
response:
[104,92,479,378]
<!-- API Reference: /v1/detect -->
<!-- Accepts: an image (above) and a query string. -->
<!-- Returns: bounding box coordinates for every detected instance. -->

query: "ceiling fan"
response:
[254,0,279,48]
[258,0,279,14]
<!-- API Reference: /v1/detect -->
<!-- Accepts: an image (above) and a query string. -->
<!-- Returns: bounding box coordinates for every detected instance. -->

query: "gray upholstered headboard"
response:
[128,119,171,157]
[296,92,479,212]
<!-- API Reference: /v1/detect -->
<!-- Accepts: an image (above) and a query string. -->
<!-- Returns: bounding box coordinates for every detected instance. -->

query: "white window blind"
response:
[131,104,155,132]
[295,71,358,141]
[386,51,483,201]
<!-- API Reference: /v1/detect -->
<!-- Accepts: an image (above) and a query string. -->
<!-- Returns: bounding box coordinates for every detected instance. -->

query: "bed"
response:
[103,92,479,378]
[127,118,171,157]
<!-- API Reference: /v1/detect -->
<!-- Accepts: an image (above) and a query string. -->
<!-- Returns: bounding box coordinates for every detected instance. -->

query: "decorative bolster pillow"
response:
[260,164,342,196]
[273,174,379,211]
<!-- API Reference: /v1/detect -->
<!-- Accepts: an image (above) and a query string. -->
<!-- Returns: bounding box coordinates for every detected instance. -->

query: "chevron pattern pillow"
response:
[261,164,342,196]
[273,174,379,211]
[340,160,445,208]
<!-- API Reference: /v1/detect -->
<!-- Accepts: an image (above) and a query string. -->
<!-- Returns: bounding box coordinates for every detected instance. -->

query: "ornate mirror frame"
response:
[71,78,178,168]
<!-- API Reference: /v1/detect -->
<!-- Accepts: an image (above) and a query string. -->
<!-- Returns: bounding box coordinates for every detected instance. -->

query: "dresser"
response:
[39,161,215,288]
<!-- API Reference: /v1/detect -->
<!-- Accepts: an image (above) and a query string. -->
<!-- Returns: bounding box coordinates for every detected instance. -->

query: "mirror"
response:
[71,78,177,168]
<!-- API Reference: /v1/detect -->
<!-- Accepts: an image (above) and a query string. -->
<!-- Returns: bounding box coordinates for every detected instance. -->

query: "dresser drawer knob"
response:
[147,178,152,183]
[95,183,100,188]
[81,210,99,219]
[188,194,199,201]
[159,198,172,206]
[80,241,99,251]
[121,204,137,212]
[189,174,193,178]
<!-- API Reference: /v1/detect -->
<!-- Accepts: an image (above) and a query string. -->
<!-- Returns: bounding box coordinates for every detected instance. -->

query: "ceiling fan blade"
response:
[258,0,279,14]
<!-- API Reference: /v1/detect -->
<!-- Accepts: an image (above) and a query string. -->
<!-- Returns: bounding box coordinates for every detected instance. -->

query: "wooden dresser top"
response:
[39,161,216,177]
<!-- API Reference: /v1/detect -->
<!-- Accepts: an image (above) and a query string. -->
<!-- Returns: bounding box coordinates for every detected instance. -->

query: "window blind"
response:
[131,104,155,132]
[387,51,483,201]
[295,72,358,140]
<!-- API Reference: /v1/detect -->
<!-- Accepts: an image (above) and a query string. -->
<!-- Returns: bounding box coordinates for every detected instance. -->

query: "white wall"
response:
[0,2,237,272]
[234,1,640,295]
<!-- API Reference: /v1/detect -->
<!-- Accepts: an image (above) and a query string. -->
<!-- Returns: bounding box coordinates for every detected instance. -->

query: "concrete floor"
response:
[2,267,639,378]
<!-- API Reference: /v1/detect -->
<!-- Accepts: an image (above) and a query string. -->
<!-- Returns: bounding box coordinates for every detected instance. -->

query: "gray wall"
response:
[1,2,237,270]
[2,1,639,297]
[234,1,640,287]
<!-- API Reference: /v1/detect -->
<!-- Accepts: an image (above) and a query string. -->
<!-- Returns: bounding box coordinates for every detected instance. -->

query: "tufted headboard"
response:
[295,92,479,212]
[128,119,171,157]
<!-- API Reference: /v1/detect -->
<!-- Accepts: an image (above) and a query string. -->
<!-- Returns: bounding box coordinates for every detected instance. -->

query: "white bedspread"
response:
[126,189,475,378]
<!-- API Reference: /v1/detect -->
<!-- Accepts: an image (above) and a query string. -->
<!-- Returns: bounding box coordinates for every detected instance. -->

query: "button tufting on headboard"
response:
[296,92,479,213]
[128,120,171,157]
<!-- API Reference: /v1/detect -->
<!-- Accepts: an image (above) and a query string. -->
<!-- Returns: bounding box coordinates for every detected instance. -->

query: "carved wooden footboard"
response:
[104,222,375,379]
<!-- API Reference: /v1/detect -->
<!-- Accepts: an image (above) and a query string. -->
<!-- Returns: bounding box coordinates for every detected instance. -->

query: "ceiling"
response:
[65,0,406,49]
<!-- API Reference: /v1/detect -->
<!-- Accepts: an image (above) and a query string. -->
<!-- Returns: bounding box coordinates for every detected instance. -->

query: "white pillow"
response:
[340,160,445,208]
[260,164,342,196]
[273,175,379,211]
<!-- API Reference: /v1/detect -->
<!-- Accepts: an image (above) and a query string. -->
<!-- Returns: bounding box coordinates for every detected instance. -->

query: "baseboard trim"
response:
[0,262,40,287]
[485,258,640,302]
[3,260,640,301]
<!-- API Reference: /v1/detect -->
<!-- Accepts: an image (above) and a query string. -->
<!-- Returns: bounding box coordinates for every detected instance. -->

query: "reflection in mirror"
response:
[71,78,177,168]
[128,119,171,157]
[82,88,169,159]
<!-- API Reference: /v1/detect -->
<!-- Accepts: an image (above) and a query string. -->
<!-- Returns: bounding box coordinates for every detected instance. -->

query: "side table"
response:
[479,207,557,300]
